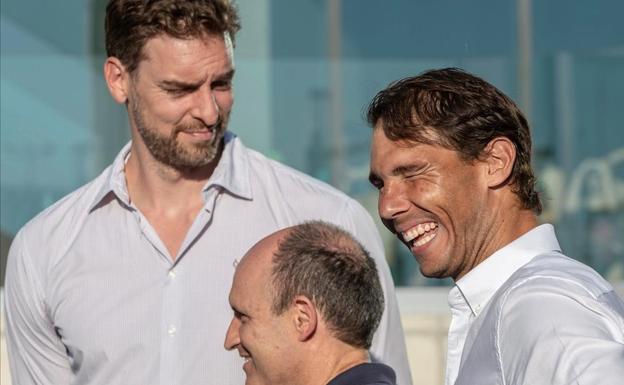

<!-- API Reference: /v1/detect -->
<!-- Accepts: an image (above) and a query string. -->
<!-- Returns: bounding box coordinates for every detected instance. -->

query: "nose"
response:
[378,183,410,223]
[191,91,220,127]
[224,317,240,351]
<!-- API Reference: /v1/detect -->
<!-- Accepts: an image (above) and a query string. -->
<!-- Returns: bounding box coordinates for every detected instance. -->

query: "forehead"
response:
[231,258,270,299]
[370,128,462,174]
[137,33,233,78]
[229,233,283,308]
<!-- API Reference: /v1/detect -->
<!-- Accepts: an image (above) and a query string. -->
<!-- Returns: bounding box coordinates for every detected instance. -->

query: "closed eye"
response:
[233,309,249,323]
[164,87,196,97]
[394,164,426,178]
[212,70,235,91]
[368,174,384,190]
[212,79,232,91]
[159,80,201,97]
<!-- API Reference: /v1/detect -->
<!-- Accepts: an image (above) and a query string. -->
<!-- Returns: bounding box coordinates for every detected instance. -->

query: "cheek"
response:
[215,91,234,113]
[142,94,190,124]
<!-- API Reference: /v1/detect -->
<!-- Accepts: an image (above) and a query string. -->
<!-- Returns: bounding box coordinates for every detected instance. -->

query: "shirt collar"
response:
[89,141,132,211]
[327,363,396,385]
[203,131,253,200]
[450,224,562,316]
[89,131,253,212]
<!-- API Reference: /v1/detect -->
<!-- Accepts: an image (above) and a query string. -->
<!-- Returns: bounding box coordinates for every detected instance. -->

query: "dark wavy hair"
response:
[367,67,542,214]
[105,0,241,73]
[271,221,384,350]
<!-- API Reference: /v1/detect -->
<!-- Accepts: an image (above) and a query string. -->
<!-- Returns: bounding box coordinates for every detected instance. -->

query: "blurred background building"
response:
[1,1,623,384]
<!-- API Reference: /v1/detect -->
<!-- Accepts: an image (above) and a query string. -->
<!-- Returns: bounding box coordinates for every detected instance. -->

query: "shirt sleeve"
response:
[4,229,72,385]
[497,278,624,385]
[339,200,413,385]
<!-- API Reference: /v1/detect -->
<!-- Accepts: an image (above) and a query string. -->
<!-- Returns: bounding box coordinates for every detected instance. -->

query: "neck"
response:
[298,343,369,385]
[124,140,221,212]
[455,195,539,281]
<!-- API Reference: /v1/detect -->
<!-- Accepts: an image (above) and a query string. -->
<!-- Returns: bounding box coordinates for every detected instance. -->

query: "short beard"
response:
[130,96,227,172]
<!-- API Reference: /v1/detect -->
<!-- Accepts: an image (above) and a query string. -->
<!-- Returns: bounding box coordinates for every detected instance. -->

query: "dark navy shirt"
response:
[327,363,396,385]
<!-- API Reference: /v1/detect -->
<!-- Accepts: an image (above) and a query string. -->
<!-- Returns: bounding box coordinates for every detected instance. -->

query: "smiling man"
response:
[3,1,410,384]
[225,221,396,385]
[367,68,624,385]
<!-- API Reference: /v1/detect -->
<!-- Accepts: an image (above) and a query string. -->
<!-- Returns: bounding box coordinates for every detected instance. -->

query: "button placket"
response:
[160,265,182,385]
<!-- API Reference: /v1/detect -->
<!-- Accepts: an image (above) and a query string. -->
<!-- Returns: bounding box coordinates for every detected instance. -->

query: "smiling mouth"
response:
[181,126,214,135]
[240,353,251,365]
[176,121,220,136]
[401,222,438,248]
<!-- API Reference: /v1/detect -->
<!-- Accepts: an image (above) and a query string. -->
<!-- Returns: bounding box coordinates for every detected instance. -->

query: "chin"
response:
[419,264,450,279]
[245,377,267,385]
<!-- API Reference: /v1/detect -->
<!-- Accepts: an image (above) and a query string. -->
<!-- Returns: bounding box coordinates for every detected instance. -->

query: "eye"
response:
[368,175,384,191]
[234,310,249,323]
[164,88,193,98]
[212,79,232,91]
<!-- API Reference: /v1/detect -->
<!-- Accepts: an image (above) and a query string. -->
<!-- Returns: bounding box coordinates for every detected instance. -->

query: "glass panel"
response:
[1,0,623,288]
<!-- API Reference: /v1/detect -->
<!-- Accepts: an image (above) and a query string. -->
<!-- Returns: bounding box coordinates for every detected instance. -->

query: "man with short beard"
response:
[3,1,411,385]
[367,68,624,385]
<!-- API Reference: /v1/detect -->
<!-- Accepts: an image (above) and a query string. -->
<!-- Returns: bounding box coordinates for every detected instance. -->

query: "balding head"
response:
[225,221,385,385]
[270,221,384,349]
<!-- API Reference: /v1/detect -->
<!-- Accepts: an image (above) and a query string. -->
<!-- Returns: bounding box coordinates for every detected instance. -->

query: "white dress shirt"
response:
[445,224,624,385]
[4,132,412,385]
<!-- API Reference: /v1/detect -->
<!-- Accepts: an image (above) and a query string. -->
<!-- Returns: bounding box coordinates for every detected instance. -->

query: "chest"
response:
[44,199,292,357]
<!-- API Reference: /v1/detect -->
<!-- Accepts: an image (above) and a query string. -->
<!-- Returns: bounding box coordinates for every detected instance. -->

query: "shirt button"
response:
[168,270,177,279]
[167,325,177,336]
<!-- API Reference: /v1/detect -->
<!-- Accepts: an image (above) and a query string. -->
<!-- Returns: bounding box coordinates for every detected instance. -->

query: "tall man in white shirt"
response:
[3,1,411,384]
[367,68,624,385]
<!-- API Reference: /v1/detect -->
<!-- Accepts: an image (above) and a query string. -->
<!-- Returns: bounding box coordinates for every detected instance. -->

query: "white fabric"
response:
[445,224,624,385]
[4,132,412,385]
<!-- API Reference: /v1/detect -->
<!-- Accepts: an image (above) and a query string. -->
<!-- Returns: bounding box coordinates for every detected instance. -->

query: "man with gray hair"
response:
[225,221,396,385]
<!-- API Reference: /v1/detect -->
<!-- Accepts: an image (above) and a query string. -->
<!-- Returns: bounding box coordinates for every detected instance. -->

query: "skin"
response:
[224,230,297,385]
[103,33,235,258]
[369,127,538,281]
[224,229,369,385]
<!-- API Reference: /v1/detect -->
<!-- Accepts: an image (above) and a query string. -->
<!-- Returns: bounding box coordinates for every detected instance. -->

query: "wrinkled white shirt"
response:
[4,132,412,385]
[445,224,624,385]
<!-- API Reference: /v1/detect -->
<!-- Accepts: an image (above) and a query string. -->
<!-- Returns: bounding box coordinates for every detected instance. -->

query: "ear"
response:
[104,57,130,104]
[482,137,516,188]
[291,295,318,342]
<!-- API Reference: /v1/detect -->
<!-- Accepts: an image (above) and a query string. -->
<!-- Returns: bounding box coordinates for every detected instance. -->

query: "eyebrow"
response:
[158,79,203,90]
[157,69,236,90]
[368,163,426,185]
[216,69,235,82]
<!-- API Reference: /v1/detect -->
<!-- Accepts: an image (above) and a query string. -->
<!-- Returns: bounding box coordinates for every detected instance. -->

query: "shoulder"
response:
[488,253,624,384]
[501,252,615,302]
[236,141,383,252]
[21,169,109,236]
[493,251,624,344]
[246,147,352,199]
[12,168,111,271]
[244,146,369,216]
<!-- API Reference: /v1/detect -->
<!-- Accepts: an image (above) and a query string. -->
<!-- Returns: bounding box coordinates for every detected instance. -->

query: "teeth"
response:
[413,232,436,247]
[401,222,438,242]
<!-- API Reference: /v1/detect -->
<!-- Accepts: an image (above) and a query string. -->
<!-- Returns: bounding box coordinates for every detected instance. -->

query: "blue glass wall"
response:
[2,0,623,286]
